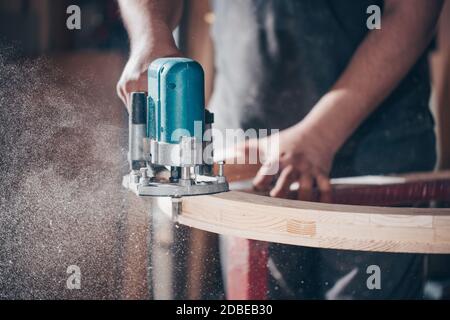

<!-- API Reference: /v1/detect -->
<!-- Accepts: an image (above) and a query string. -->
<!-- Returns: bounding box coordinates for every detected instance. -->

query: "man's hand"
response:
[247,123,335,200]
[117,44,181,109]
[116,0,184,110]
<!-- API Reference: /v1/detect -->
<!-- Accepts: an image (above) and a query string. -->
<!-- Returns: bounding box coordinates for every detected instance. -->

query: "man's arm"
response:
[302,0,443,155]
[117,0,184,108]
[254,0,444,198]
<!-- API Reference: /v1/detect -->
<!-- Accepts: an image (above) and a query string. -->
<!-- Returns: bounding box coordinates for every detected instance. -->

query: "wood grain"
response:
[156,189,450,254]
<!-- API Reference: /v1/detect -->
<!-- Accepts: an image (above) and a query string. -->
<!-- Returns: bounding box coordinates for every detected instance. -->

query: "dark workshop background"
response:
[0,0,449,299]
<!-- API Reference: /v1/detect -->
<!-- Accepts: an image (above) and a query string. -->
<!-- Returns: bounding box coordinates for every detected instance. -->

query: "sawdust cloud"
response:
[0,47,138,299]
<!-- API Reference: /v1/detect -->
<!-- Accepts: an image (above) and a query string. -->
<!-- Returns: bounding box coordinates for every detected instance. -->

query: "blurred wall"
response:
[0,0,127,56]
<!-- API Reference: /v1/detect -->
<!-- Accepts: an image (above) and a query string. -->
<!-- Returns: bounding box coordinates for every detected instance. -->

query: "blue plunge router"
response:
[124,58,229,197]
[147,58,205,143]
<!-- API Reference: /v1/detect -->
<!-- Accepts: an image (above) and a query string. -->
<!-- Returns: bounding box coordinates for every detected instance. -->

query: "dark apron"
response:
[210,0,436,299]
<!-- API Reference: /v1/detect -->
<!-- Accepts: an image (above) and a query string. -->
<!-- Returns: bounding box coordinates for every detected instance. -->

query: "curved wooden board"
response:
[157,191,450,254]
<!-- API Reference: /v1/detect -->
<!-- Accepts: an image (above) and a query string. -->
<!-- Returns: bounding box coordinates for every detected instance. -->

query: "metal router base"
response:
[123,174,229,197]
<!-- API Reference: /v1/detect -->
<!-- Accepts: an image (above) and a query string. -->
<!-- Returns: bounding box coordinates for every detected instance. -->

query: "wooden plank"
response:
[156,170,450,299]
[161,190,450,254]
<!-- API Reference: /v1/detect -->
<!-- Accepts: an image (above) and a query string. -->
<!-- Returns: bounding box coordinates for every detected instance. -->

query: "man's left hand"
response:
[248,124,336,200]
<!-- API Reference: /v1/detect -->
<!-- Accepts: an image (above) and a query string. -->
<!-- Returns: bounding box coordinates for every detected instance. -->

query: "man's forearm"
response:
[301,0,443,152]
[118,0,183,54]
[116,0,184,106]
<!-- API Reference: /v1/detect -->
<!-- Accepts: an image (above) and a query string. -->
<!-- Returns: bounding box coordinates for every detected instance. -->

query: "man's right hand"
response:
[117,43,182,110]
[116,0,184,110]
